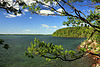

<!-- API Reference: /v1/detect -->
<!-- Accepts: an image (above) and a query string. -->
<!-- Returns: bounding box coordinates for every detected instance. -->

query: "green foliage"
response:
[87,10,100,24]
[92,32,100,43]
[91,0,100,3]
[63,16,86,27]
[52,26,100,44]
[25,38,86,61]
[52,27,93,38]
[80,48,87,52]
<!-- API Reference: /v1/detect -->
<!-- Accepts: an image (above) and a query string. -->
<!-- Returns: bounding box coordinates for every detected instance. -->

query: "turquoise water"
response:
[0,35,94,67]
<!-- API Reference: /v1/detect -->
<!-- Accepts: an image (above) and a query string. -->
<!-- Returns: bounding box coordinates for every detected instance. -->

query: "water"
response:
[0,35,94,67]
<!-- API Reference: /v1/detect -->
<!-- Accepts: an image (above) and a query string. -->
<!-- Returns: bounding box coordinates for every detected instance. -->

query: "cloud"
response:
[24,9,29,12]
[40,24,68,34]
[57,8,63,12]
[6,14,16,18]
[41,24,58,29]
[29,17,32,19]
[5,13,22,18]
[41,24,49,28]
[17,13,22,16]
[13,2,19,10]
[23,0,57,7]
[51,26,57,28]
[40,10,54,15]
[23,0,36,5]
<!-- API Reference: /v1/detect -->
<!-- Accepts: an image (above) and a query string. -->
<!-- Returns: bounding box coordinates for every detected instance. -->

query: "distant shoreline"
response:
[52,36,87,39]
[0,34,87,38]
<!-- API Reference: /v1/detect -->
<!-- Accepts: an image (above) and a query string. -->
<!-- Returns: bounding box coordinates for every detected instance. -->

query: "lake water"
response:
[0,35,94,67]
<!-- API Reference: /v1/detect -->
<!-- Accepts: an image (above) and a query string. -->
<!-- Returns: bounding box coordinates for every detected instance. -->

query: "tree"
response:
[0,0,100,61]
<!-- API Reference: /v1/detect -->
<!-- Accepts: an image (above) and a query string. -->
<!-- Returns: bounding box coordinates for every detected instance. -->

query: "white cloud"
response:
[57,8,63,12]
[51,26,57,28]
[29,17,32,19]
[13,2,19,10]
[23,0,57,7]
[24,9,29,12]
[6,14,16,18]
[41,24,49,28]
[41,24,58,29]
[23,0,36,5]
[43,1,51,7]
[40,10,54,15]
[5,13,22,18]
[17,13,22,16]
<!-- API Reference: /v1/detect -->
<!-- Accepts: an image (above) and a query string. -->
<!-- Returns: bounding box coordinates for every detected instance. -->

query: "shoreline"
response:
[52,36,87,38]
[77,40,100,67]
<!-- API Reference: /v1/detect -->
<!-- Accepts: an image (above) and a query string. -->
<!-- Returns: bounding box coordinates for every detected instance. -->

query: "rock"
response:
[78,40,100,67]
[96,64,100,67]
[91,64,96,67]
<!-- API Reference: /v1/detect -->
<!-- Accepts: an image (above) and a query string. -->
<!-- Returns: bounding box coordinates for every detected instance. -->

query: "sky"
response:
[0,11,67,34]
[0,0,99,34]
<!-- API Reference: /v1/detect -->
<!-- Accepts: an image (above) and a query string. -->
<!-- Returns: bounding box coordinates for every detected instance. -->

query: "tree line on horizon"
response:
[52,27,100,43]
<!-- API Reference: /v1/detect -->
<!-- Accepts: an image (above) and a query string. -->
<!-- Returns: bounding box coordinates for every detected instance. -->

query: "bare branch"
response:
[35,1,62,14]
[62,0,86,17]
[89,52,100,57]
[55,1,68,15]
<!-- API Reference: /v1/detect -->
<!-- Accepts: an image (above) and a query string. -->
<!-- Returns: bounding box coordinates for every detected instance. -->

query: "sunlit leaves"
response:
[26,38,86,61]
[87,10,100,23]
[22,4,27,9]
[95,5,100,9]
[46,58,51,61]
[63,16,86,27]
[52,27,94,38]
[91,0,100,3]
[80,48,87,52]
[65,50,68,54]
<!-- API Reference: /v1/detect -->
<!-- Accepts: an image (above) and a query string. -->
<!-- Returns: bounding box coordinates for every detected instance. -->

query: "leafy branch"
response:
[25,38,88,61]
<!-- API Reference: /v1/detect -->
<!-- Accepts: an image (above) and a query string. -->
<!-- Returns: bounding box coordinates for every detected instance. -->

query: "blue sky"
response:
[0,11,67,34]
[0,1,98,34]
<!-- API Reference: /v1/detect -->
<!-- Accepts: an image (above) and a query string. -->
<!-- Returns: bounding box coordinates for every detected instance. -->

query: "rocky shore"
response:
[78,40,100,67]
